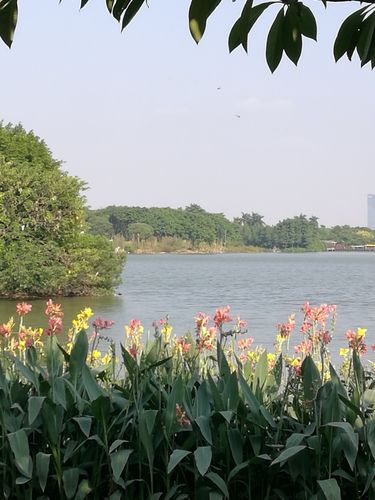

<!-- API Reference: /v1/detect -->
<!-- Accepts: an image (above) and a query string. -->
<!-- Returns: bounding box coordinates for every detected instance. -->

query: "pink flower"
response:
[196,327,216,352]
[129,345,138,359]
[213,306,231,328]
[44,315,63,336]
[16,302,32,316]
[175,338,191,354]
[320,330,332,345]
[92,317,115,330]
[176,404,190,426]
[45,299,64,318]
[238,337,254,350]
[294,339,312,355]
[278,314,296,339]
[195,312,210,333]
[345,328,367,355]
[0,323,12,337]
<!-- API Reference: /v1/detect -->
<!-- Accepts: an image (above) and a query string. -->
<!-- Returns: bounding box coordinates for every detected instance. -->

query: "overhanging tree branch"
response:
[1,0,375,70]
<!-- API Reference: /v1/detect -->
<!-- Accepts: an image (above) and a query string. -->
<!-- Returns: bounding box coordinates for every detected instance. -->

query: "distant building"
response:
[368,194,375,229]
[367,194,375,229]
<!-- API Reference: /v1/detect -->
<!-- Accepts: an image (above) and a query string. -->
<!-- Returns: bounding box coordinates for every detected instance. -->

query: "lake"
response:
[1,252,374,359]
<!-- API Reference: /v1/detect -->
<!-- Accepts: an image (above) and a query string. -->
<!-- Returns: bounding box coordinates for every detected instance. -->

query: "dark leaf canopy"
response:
[1,0,375,70]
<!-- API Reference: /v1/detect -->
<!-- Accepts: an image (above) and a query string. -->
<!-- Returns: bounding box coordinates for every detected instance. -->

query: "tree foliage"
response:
[0,123,125,297]
[89,204,375,251]
[1,0,375,71]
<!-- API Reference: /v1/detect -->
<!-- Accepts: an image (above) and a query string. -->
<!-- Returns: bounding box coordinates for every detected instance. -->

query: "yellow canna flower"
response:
[357,327,367,338]
[340,348,349,357]
[101,353,112,365]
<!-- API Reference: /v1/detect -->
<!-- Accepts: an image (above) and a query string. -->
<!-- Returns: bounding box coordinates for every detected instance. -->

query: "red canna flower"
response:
[45,299,64,318]
[16,302,32,316]
[213,306,232,328]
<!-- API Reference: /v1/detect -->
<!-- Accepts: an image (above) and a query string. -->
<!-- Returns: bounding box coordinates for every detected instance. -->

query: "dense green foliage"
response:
[0,324,374,499]
[0,123,125,297]
[1,0,375,70]
[87,205,375,252]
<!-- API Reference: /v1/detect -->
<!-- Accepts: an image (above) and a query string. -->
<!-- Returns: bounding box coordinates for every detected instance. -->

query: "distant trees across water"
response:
[87,206,375,252]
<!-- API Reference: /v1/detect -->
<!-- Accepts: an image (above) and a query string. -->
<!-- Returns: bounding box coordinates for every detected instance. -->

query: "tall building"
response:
[368,194,375,229]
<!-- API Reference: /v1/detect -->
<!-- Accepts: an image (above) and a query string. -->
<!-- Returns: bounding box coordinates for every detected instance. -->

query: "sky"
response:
[1,0,374,227]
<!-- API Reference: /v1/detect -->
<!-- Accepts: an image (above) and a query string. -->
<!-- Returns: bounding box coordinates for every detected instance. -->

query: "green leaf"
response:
[193,380,211,418]
[229,1,274,53]
[189,0,222,43]
[334,7,367,61]
[7,429,32,478]
[109,439,128,454]
[113,0,131,21]
[75,479,92,500]
[324,422,358,470]
[121,0,145,30]
[227,428,243,465]
[253,350,268,391]
[286,433,305,448]
[82,364,104,401]
[367,418,375,460]
[63,468,80,499]
[91,395,111,423]
[266,8,285,73]
[271,445,306,466]
[106,0,115,13]
[206,472,229,498]
[0,0,17,48]
[299,5,317,41]
[357,11,375,65]
[80,0,90,8]
[283,4,302,65]
[218,410,233,424]
[28,396,45,425]
[227,461,250,482]
[238,370,261,419]
[52,377,67,409]
[69,330,88,383]
[73,417,92,438]
[121,344,137,379]
[167,449,191,474]
[301,356,321,402]
[36,452,50,493]
[110,449,133,481]
[195,416,213,445]
[317,478,341,500]
[194,446,212,476]
[259,405,276,429]
[272,353,283,388]
[223,371,239,411]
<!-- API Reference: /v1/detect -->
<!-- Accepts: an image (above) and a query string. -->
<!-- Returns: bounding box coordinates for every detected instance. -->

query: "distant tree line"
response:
[87,206,375,252]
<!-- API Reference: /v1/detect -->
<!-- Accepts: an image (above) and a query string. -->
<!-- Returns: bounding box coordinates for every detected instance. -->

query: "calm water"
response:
[1,253,374,358]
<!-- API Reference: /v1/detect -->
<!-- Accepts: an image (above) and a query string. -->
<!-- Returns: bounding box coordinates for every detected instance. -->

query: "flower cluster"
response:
[125,319,144,359]
[345,327,367,355]
[44,299,64,336]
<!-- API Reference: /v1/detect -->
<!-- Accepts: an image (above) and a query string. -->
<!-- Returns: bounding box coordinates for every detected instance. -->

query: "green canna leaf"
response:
[36,452,50,492]
[110,449,133,481]
[167,449,191,474]
[194,446,212,476]
[317,478,341,500]
[271,445,306,466]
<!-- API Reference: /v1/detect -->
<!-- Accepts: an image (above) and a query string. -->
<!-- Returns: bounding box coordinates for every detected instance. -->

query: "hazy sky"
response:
[1,1,374,226]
